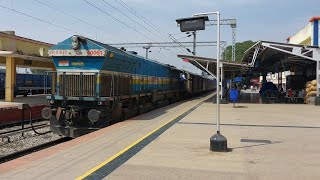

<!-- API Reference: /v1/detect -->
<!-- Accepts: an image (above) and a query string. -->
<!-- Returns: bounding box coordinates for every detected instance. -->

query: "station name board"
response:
[176,16,208,32]
[180,19,205,32]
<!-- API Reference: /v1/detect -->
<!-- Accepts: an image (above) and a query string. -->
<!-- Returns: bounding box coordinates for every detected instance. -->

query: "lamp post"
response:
[143,46,151,59]
[192,11,228,152]
[193,31,197,55]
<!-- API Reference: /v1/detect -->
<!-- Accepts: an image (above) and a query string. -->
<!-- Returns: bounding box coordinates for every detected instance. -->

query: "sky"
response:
[0,0,319,73]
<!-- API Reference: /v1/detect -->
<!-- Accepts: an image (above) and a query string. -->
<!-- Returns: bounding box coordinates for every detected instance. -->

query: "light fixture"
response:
[71,35,80,50]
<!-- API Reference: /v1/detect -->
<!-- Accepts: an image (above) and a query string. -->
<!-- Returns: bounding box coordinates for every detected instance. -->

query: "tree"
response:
[222,41,256,62]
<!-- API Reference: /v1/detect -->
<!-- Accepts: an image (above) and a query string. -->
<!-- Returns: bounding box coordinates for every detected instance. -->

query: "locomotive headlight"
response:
[71,35,78,42]
[49,100,54,104]
[71,35,80,50]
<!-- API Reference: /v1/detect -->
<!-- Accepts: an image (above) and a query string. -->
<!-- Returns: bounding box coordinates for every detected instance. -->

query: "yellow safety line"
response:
[75,97,205,180]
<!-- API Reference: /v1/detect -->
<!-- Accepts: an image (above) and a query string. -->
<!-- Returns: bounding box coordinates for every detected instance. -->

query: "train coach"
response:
[0,72,51,99]
[42,35,215,137]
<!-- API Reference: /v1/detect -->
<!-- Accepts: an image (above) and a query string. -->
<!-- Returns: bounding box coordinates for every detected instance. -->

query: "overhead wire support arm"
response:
[108,41,227,47]
[207,19,237,62]
[113,0,198,55]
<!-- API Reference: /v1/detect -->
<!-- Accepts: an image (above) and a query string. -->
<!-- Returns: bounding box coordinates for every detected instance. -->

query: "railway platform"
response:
[0,94,47,108]
[0,95,47,126]
[0,92,320,180]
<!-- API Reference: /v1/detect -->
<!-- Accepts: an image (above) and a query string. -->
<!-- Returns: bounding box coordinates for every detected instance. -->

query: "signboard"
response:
[176,16,208,32]
[48,49,106,57]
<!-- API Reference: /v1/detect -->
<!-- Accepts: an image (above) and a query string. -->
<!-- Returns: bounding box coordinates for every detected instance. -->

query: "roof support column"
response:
[262,72,267,84]
[51,68,56,95]
[5,56,16,102]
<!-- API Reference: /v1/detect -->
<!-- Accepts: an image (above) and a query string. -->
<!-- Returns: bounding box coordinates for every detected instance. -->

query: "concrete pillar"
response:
[13,63,16,87]
[5,57,16,102]
[278,71,282,90]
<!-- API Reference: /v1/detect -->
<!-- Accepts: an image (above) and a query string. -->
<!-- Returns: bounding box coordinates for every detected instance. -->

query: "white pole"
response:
[216,12,221,133]
[193,11,221,133]
[220,62,223,100]
[146,48,148,59]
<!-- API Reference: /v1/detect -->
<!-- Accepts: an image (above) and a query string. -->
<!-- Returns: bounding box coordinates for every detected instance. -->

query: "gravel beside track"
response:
[0,126,61,157]
[0,120,48,134]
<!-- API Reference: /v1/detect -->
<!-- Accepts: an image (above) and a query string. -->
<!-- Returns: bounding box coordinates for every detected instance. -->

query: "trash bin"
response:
[230,89,239,107]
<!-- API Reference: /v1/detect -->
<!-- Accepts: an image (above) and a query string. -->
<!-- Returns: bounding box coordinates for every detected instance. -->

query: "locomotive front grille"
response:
[59,74,96,97]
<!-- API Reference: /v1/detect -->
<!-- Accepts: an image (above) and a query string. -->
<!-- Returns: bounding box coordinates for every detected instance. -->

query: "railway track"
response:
[0,118,45,129]
[0,137,71,164]
[0,123,50,143]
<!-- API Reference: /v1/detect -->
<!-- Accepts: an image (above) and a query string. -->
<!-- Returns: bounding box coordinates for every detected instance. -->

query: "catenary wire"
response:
[113,0,192,54]
[83,0,175,59]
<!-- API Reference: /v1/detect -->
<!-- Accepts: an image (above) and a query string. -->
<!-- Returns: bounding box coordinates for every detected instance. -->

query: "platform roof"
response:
[177,54,248,78]
[0,51,53,69]
[0,32,54,69]
[242,41,320,73]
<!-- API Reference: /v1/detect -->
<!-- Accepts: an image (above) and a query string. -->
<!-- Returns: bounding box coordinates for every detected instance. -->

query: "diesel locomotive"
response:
[42,35,214,137]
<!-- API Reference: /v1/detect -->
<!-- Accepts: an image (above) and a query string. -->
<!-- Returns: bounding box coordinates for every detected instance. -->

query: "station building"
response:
[288,17,320,46]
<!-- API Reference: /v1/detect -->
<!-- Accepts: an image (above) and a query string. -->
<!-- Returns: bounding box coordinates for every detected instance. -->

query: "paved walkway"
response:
[1,92,320,180]
[108,97,320,179]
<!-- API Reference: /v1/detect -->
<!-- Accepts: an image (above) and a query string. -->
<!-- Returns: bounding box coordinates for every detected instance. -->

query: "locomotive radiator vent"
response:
[60,74,96,97]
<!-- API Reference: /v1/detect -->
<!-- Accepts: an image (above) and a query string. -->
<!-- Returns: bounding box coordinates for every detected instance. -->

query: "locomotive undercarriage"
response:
[45,92,181,137]
[47,100,111,137]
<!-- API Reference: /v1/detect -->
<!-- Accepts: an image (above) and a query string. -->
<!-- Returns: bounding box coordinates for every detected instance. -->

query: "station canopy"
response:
[242,41,320,74]
[177,54,248,78]
[0,31,54,69]
[0,51,51,62]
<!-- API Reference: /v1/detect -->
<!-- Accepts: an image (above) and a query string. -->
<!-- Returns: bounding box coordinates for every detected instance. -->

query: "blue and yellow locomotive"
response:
[42,35,214,137]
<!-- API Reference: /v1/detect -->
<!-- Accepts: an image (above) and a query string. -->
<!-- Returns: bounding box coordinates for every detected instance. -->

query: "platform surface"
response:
[0,92,320,180]
[0,95,47,108]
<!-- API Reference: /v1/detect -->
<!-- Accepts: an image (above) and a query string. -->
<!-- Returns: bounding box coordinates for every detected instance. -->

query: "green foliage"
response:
[222,41,256,62]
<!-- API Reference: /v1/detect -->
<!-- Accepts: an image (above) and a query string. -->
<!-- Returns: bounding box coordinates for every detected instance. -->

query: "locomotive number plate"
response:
[49,49,106,57]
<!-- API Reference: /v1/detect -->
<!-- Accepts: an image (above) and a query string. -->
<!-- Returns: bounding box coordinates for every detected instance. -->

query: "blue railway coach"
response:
[43,35,214,137]
[0,73,51,98]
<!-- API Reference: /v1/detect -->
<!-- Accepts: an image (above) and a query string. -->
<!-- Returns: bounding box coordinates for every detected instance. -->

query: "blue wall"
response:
[313,19,319,46]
